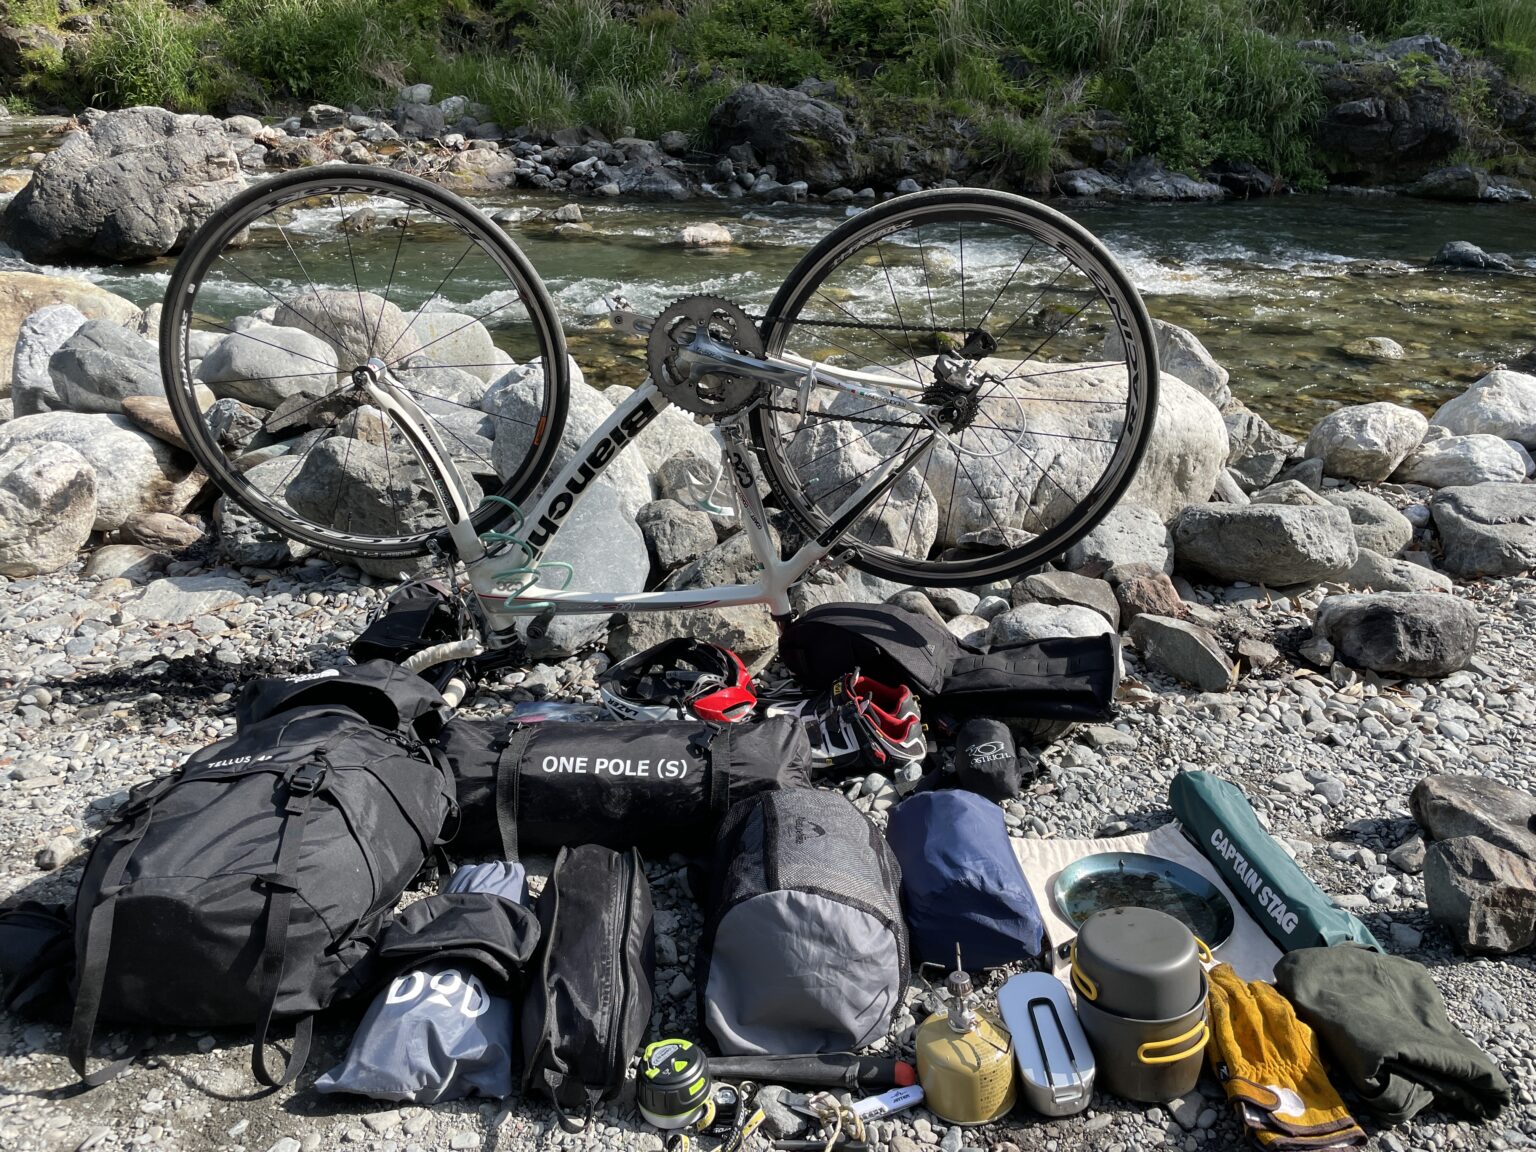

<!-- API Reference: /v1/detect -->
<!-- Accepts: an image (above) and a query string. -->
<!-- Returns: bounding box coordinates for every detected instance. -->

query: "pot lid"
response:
[1052,851,1234,949]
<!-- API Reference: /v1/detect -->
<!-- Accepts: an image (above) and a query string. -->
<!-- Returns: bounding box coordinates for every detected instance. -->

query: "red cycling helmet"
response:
[598,638,756,724]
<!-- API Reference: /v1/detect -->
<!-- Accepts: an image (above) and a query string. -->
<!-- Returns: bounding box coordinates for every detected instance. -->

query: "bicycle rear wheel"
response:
[751,188,1158,588]
[161,166,568,560]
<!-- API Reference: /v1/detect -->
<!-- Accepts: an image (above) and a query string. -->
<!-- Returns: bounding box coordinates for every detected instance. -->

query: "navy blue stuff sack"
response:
[886,791,1043,970]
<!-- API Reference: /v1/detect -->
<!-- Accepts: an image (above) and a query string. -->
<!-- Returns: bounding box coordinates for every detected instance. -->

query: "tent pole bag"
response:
[437,715,811,856]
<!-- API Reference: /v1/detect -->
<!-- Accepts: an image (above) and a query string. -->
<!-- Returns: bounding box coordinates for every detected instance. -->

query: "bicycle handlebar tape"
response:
[706,1054,916,1089]
[954,718,1021,802]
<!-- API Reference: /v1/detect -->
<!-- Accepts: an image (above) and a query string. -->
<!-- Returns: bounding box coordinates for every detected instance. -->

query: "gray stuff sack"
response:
[697,789,908,1055]
[315,863,531,1103]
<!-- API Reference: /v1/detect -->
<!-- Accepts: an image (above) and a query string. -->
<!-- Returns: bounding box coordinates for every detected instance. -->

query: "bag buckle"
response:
[286,762,326,796]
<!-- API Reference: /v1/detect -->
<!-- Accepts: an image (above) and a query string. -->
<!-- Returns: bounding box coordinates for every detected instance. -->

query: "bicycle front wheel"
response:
[161,166,569,560]
[751,188,1158,588]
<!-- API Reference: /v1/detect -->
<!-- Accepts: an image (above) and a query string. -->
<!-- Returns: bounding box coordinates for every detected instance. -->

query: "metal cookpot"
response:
[1070,906,1208,1019]
[1076,973,1209,1103]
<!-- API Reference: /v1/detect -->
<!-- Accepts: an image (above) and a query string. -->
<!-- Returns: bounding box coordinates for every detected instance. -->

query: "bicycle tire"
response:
[750,187,1159,588]
[161,165,569,559]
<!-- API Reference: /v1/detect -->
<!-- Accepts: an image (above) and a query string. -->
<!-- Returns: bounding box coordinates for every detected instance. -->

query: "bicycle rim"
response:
[751,188,1159,587]
[161,165,568,560]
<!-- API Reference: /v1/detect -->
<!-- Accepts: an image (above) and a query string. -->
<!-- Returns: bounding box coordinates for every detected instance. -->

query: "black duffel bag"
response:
[437,715,811,857]
[68,661,456,1088]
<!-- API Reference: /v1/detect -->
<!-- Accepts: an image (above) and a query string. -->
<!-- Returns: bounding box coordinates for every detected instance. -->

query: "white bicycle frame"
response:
[358,336,940,646]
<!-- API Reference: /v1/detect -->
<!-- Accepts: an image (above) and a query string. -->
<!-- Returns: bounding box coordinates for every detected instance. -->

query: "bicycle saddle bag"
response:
[436,715,812,857]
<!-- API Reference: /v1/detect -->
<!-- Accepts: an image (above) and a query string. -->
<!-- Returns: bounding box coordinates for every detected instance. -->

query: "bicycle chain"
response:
[750,313,953,334]
[758,402,927,430]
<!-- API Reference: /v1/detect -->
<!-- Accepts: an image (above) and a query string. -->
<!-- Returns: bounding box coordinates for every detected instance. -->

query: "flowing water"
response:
[5,116,1535,435]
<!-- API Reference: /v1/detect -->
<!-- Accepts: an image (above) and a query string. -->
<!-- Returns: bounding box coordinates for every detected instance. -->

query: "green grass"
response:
[79,0,210,110]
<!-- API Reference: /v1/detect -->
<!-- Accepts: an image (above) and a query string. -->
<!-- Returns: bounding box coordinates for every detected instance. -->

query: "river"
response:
[5,116,1534,435]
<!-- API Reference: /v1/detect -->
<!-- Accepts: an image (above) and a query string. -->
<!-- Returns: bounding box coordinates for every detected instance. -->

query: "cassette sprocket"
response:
[645,295,765,417]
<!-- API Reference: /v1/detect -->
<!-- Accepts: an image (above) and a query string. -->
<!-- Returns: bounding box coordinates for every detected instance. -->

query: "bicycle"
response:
[160,167,1159,672]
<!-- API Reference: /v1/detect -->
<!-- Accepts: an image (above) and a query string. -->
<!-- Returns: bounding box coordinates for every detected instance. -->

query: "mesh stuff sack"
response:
[697,789,908,1055]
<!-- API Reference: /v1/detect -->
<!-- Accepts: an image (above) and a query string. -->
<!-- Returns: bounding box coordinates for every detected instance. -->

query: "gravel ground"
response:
[0,553,1532,1152]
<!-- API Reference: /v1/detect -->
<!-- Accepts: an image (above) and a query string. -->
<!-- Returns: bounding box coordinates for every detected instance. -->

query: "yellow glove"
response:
[1207,963,1367,1151]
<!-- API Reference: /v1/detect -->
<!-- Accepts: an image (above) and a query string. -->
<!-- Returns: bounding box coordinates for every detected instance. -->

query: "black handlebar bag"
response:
[437,716,812,857]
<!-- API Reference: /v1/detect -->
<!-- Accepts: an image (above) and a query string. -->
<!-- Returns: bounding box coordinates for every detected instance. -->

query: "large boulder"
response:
[1064,502,1172,574]
[637,499,717,575]
[48,320,161,414]
[1430,483,1536,577]
[1393,434,1527,487]
[0,412,203,531]
[1321,489,1413,555]
[1314,70,1462,182]
[284,436,482,579]
[1173,504,1357,585]
[0,107,246,262]
[273,290,422,369]
[517,480,649,658]
[1128,613,1235,692]
[11,302,87,415]
[1312,591,1478,678]
[1224,403,1296,491]
[987,602,1115,647]
[0,272,139,395]
[915,364,1224,541]
[783,418,937,558]
[1412,774,1536,862]
[0,442,97,575]
[1424,836,1536,956]
[1305,402,1427,482]
[708,84,857,192]
[1103,318,1230,409]
[484,357,652,519]
[1341,549,1453,593]
[405,312,499,384]
[632,406,717,473]
[1430,369,1536,447]
[197,324,341,409]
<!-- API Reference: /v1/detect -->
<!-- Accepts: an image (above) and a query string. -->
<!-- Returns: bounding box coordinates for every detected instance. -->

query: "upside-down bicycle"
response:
[161,168,1158,672]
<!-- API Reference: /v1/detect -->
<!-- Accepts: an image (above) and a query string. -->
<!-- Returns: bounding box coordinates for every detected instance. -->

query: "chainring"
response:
[646,295,766,417]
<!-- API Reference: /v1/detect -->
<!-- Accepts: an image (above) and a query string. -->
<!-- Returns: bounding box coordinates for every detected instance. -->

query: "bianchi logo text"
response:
[527,399,661,548]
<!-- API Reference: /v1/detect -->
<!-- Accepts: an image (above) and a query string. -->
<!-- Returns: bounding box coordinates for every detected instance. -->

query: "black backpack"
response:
[68,662,456,1087]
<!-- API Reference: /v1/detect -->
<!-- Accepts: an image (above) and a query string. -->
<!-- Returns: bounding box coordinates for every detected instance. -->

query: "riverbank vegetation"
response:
[4,0,1536,186]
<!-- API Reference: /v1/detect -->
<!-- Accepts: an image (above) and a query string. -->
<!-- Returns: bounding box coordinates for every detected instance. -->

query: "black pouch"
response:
[778,602,962,696]
[935,634,1118,721]
[438,717,811,857]
[521,845,654,1127]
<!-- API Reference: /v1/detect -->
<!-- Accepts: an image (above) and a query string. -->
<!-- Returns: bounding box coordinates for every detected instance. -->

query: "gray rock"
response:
[1313,591,1479,678]
[1411,774,1536,862]
[1430,483,1536,577]
[1342,548,1454,593]
[82,542,167,582]
[1305,402,1427,482]
[925,587,980,619]
[1322,489,1413,555]
[1114,569,1186,625]
[636,498,716,575]
[0,107,247,261]
[784,415,937,557]
[0,441,96,575]
[286,436,481,578]
[1430,369,1536,447]
[1023,571,1119,628]
[205,397,264,452]
[197,324,340,408]
[1223,403,1295,491]
[123,574,252,622]
[216,458,307,568]
[1424,836,1536,955]
[120,511,201,551]
[393,355,488,407]
[610,603,777,670]
[11,303,87,415]
[404,311,499,383]
[1275,456,1324,491]
[1341,336,1405,362]
[1388,833,1427,874]
[989,602,1116,647]
[1394,434,1527,487]
[1429,240,1513,271]
[631,405,717,473]
[0,411,203,532]
[1064,502,1173,575]
[48,320,160,414]
[1250,478,1331,507]
[1129,614,1235,691]
[520,480,647,658]
[708,84,856,191]
[1103,319,1230,410]
[274,290,422,369]
[886,589,948,629]
[1173,504,1357,585]
[755,1086,812,1140]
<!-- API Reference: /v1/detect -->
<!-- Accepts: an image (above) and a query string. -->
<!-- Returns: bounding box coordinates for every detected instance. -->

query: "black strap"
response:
[68,804,161,1086]
[249,762,324,1088]
[495,728,534,863]
[707,725,732,817]
[544,1068,597,1133]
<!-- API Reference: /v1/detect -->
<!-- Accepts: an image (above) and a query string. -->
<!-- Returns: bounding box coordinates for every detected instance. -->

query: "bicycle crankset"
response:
[646,295,766,417]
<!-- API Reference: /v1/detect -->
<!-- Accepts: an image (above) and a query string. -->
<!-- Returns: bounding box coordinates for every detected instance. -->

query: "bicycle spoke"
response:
[373,206,412,351]
[873,239,924,386]
[276,221,347,350]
